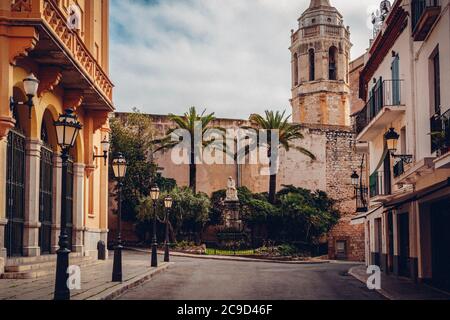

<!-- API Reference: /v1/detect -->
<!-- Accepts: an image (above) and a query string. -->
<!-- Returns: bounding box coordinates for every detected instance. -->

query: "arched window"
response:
[293,53,299,86]
[329,46,337,80]
[309,49,315,81]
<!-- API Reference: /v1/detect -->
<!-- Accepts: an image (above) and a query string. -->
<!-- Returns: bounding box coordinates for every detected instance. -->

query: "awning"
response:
[384,178,450,209]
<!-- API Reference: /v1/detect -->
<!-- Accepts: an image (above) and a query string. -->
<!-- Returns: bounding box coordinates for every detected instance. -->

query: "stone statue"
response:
[225,176,239,201]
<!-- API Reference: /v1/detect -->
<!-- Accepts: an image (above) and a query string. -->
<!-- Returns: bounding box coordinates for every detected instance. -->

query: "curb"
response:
[348,266,394,300]
[86,262,173,300]
[125,247,330,265]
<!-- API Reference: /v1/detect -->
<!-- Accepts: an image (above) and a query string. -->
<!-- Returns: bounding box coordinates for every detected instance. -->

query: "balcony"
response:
[8,0,113,110]
[300,25,349,40]
[394,158,435,185]
[355,186,369,213]
[370,171,391,201]
[431,109,450,169]
[393,159,407,178]
[412,0,441,41]
[354,80,405,141]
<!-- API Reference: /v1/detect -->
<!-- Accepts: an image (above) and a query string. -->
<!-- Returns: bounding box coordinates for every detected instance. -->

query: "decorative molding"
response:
[11,0,32,12]
[8,27,39,64]
[37,66,63,97]
[0,117,16,139]
[92,111,110,132]
[41,0,113,102]
[63,90,84,110]
[85,164,95,177]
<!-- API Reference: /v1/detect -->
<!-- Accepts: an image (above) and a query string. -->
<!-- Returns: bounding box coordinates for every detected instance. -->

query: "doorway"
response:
[5,129,26,257]
[398,213,410,277]
[387,211,394,273]
[374,218,382,267]
[430,199,450,292]
[39,144,54,254]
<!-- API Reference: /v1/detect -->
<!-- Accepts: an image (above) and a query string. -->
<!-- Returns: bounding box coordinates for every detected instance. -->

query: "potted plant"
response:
[431,122,450,156]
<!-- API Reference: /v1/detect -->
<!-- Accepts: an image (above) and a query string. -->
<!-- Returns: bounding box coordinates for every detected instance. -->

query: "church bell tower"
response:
[290,0,351,126]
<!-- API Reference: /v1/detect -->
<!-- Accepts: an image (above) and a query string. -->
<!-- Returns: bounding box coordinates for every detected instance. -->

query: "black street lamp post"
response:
[164,196,173,262]
[150,185,160,267]
[53,109,82,301]
[112,153,127,282]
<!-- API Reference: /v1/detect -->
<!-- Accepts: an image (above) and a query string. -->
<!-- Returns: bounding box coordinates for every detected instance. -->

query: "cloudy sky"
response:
[110,0,380,118]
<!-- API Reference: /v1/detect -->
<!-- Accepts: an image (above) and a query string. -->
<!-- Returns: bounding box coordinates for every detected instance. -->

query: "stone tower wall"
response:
[290,1,351,126]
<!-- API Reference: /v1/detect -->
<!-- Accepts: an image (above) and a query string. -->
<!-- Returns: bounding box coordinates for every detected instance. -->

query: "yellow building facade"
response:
[0,0,113,273]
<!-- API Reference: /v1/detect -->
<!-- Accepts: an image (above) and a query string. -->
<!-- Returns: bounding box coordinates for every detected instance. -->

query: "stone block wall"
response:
[349,54,366,115]
[325,128,365,261]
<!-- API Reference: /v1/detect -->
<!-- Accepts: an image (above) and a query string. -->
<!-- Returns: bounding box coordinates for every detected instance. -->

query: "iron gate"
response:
[5,129,26,257]
[39,144,54,254]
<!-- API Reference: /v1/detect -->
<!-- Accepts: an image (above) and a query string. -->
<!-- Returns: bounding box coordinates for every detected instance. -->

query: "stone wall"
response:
[349,54,366,115]
[324,128,365,261]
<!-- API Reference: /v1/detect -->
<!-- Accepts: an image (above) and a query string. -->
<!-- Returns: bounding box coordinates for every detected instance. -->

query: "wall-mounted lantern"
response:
[10,74,40,119]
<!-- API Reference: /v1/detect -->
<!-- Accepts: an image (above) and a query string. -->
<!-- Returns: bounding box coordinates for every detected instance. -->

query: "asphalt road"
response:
[117,255,384,300]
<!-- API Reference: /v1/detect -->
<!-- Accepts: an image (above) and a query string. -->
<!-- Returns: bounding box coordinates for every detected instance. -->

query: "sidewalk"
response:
[0,251,171,300]
[127,247,330,265]
[349,265,450,300]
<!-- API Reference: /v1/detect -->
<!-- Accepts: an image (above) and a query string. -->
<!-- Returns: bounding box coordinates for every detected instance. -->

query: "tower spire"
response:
[309,0,331,8]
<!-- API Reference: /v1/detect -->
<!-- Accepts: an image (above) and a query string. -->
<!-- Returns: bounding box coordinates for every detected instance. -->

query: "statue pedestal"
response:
[223,200,242,231]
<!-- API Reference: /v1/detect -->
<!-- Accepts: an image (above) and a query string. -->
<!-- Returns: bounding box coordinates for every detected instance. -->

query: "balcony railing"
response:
[412,0,441,41]
[355,186,369,213]
[370,171,391,198]
[9,0,113,102]
[430,109,450,156]
[393,159,406,178]
[354,80,404,135]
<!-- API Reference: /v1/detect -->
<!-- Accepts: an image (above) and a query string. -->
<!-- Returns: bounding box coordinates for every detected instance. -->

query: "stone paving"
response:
[0,251,169,300]
[118,255,384,300]
[349,265,450,300]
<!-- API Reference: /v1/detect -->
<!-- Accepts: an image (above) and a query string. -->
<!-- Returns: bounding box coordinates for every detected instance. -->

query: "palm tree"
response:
[249,110,316,204]
[153,107,218,193]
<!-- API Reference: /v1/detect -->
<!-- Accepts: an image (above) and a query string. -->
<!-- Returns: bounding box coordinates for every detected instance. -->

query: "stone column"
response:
[23,138,41,257]
[72,163,85,254]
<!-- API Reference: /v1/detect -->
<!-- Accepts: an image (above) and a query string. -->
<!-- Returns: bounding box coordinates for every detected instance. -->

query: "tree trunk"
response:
[269,174,277,204]
[268,147,277,204]
[190,151,196,193]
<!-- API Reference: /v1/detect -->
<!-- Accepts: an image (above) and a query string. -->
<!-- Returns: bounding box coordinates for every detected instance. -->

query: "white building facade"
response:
[353,0,450,292]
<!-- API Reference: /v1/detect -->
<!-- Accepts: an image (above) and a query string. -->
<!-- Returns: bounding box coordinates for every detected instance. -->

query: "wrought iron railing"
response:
[430,108,450,156]
[412,0,441,31]
[39,145,54,255]
[354,80,404,135]
[393,159,406,178]
[355,186,369,213]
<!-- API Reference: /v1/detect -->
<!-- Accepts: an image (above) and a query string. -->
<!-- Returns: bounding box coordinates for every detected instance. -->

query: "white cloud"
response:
[110,0,380,118]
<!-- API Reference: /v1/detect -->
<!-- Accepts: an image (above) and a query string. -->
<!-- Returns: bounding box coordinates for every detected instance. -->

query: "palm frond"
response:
[293,146,316,160]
